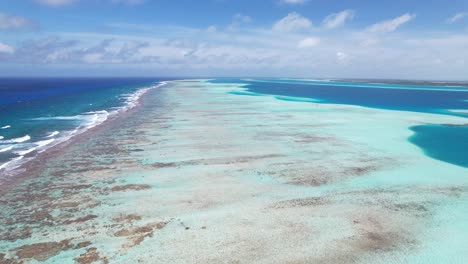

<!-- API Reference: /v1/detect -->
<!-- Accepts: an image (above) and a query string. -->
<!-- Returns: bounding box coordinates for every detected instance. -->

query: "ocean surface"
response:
[210,78,468,168]
[0,79,467,263]
[0,78,170,174]
[1,78,467,176]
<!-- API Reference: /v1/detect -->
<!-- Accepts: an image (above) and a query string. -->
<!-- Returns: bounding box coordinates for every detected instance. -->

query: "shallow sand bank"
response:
[0,80,467,263]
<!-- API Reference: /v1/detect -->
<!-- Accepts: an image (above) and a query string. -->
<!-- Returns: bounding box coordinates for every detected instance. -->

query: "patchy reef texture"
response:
[0,80,467,263]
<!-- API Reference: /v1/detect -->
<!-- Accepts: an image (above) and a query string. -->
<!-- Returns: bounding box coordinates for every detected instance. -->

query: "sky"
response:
[0,0,467,79]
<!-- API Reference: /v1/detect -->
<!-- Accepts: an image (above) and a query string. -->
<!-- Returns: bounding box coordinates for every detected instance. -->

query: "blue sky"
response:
[0,0,467,79]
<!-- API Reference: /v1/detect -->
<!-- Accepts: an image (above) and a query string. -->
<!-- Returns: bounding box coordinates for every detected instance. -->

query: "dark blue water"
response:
[2,77,467,172]
[0,78,171,173]
[409,125,468,168]
[211,78,468,168]
[211,79,468,117]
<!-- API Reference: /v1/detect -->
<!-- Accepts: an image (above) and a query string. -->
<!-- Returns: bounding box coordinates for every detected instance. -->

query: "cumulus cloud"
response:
[323,10,354,29]
[273,12,312,32]
[14,37,79,63]
[366,13,416,33]
[297,37,320,48]
[0,12,36,31]
[360,37,379,47]
[447,12,468,24]
[228,13,252,31]
[336,51,350,64]
[1,18,468,79]
[35,0,77,7]
[206,25,217,33]
[9,36,154,64]
[233,13,252,24]
[0,42,14,54]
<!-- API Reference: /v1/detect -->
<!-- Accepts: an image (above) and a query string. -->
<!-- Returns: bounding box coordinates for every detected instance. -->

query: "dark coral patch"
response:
[110,184,151,192]
[75,247,108,264]
[271,197,326,209]
[0,226,32,241]
[62,214,98,225]
[113,214,142,223]
[114,221,168,250]
[15,239,73,261]
[74,241,92,249]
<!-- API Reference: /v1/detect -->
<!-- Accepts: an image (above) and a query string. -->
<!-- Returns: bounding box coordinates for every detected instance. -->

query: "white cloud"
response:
[447,12,468,24]
[323,9,354,29]
[0,42,14,54]
[336,51,347,60]
[280,0,308,4]
[228,13,252,31]
[35,0,77,7]
[0,12,35,30]
[336,51,350,64]
[207,25,217,33]
[366,13,416,33]
[360,37,379,47]
[233,14,252,24]
[297,37,320,48]
[2,17,468,79]
[273,12,312,32]
[82,53,104,63]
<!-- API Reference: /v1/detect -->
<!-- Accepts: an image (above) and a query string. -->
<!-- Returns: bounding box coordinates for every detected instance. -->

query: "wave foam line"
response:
[46,131,60,138]
[15,139,55,156]
[1,135,31,144]
[1,125,11,129]
[0,156,23,171]
[0,81,168,174]
[0,145,13,153]
[29,116,84,121]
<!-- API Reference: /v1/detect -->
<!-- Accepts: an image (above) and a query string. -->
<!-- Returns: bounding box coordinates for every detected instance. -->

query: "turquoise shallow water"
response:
[2,78,467,171]
[211,78,468,168]
[0,79,467,263]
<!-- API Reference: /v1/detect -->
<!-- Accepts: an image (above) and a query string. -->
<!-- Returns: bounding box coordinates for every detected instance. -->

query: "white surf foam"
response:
[15,147,36,156]
[448,109,468,114]
[1,135,31,144]
[15,139,55,156]
[0,156,24,171]
[0,145,13,153]
[46,131,60,138]
[35,138,56,151]
[30,116,84,121]
[1,125,11,129]
[0,81,168,174]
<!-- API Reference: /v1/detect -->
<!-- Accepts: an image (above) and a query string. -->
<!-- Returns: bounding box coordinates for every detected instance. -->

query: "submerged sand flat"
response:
[0,80,467,263]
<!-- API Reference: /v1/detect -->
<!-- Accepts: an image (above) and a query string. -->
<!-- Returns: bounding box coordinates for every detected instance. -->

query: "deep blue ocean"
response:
[211,79,468,168]
[0,78,170,173]
[1,78,467,174]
